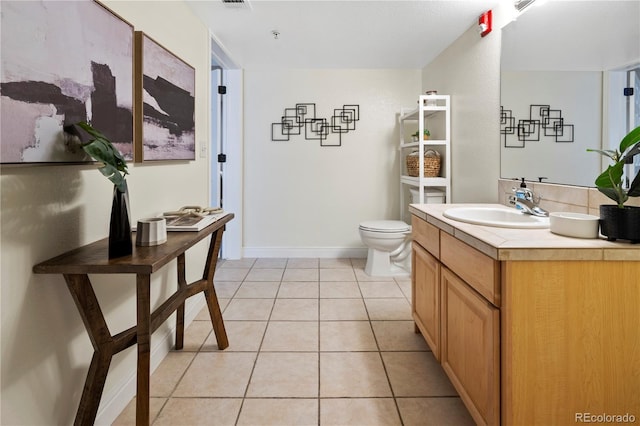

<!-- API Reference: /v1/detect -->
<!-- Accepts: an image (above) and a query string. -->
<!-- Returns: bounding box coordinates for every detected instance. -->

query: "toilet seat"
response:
[359,220,411,233]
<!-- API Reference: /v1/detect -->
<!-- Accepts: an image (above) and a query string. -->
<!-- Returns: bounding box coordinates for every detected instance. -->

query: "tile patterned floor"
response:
[113,258,475,425]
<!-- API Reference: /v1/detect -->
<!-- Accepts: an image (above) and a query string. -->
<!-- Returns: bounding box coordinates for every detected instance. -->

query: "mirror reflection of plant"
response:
[76,121,129,192]
[588,125,640,208]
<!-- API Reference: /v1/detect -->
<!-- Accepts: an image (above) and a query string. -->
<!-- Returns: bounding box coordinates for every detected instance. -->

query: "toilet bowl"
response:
[359,220,412,276]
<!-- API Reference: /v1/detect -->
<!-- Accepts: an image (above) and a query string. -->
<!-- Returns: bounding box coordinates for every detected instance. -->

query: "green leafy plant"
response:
[411,129,431,138]
[587,125,640,208]
[74,121,129,192]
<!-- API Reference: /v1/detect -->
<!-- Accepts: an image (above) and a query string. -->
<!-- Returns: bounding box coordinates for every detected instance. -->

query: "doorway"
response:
[210,38,242,259]
[211,65,223,210]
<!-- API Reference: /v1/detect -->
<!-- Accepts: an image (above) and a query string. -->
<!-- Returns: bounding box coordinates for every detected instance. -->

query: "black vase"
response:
[599,204,640,244]
[109,182,133,258]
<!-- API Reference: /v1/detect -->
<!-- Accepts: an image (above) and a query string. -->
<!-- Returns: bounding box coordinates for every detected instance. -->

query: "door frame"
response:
[210,34,243,259]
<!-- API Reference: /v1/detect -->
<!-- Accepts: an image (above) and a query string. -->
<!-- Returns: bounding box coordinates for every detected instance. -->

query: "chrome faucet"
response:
[512,187,549,217]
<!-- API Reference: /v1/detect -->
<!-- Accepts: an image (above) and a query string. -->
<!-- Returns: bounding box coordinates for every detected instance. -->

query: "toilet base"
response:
[364,248,411,277]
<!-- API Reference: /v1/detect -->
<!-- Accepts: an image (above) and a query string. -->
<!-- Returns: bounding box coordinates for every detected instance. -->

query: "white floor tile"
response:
[114,257,471,425]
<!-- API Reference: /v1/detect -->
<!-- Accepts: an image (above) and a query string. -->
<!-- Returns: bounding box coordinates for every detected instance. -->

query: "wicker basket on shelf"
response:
[406,150,441,177]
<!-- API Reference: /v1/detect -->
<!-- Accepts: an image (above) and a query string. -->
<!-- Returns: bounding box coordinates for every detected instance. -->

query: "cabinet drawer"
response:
[411,216,440,258]
[440,232,500,306]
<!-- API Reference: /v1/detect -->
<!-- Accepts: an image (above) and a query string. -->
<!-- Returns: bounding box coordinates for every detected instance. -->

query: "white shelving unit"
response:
[399,94,451,221]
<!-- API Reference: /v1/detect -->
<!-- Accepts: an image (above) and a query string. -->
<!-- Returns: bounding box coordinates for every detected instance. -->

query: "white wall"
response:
[242,69,420,257]
[0,1,524,422]
[421,5,513,203]
[0,2,212,424]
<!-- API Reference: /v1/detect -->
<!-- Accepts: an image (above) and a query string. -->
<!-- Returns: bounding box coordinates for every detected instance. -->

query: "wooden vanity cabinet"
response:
[411,216,442,359]
[411,215,439,257]
[411,217,500,426]
[440,232,500,306]
[441,267,500,426]
[412,241,441,360]
[501,261,640,425]
[412,212,640,426]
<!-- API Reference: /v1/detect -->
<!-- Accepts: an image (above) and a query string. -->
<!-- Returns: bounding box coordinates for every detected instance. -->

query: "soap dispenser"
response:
[514,178,527,210]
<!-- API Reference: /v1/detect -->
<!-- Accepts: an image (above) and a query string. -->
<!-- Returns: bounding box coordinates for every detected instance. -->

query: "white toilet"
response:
[359,188,445,277]
[359,220,412,277]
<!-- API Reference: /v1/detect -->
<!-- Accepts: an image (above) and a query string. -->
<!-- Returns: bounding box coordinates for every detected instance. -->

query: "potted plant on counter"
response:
[587,125,640,243]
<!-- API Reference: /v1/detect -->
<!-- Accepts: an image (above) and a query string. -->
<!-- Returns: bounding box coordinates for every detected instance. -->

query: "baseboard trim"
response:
[94,296,206,425]
[242,247,368,259]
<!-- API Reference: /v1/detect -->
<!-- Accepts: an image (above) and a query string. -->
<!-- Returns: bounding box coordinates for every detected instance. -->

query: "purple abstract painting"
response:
[0,0,134,164]
[135,32,195,162]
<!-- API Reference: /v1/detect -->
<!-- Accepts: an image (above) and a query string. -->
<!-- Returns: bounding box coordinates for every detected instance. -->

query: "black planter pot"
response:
[599,204,640,244]
[109,183,133,258]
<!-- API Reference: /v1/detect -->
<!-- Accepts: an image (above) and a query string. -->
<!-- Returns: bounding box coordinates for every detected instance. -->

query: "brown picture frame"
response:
[0,0,134,164]
[134,32,196,162]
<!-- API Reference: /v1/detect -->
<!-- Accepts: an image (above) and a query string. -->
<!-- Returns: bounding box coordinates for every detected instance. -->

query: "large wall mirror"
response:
[500,1,640,187]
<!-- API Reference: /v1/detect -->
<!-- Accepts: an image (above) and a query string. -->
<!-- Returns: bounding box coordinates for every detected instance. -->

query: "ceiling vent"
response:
[514,0,536,12]
[222,0,252,10]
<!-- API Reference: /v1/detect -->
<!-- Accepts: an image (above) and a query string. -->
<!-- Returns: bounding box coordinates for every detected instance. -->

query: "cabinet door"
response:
[441,267,500,426]
[411,241,441,360]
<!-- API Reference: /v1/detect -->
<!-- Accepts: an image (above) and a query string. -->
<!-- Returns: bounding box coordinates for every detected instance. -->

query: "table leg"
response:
[175,253,186,350]
[202,227,229,349]
[64,274,115,426]
[136,274,151,425]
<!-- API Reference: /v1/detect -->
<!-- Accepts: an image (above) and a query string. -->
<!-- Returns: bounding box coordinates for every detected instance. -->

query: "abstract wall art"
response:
[501,104,574,148]
[0,0,134,164]
[134,32,195,161]
[271,103,360,147]
[500,107,522,148]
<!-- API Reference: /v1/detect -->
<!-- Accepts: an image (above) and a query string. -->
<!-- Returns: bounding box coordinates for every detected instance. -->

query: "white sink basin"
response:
[443,206,550,229]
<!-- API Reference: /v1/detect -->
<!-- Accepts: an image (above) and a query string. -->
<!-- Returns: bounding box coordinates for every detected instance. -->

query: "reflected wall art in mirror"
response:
[500,0,640,187]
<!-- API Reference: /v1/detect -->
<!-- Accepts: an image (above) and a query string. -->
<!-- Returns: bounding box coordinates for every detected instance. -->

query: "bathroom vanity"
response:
[410,204,640,426]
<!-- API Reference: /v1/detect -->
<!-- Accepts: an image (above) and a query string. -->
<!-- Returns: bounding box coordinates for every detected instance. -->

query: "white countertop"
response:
[409,203,640,261]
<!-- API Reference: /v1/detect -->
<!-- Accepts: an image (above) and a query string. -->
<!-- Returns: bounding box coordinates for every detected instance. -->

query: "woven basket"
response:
[406,150,441,177]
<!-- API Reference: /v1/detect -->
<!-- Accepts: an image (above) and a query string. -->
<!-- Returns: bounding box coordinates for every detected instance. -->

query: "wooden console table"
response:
[33,213,234,425]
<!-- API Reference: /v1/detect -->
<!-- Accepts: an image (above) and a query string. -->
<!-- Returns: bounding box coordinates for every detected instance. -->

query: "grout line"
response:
[359,273,406,425]
[158,350,200,422]
[150,397,170,424]
[144,258,456,425]
[234,274,279,425]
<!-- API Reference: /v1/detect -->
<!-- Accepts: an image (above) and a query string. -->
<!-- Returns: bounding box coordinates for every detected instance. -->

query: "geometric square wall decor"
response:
[134,32,195,161]
[518,119,541,142]
[0,0,134,163]
[501,103,574,148]
[271,103,360,147]
[501,107,522,148]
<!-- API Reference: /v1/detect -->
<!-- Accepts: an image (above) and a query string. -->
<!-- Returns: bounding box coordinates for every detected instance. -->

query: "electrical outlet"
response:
[507,193,517,206]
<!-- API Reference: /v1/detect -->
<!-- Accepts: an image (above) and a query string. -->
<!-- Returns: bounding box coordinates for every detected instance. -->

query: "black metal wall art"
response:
[501,104,574,148]
[271,103,360,146]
